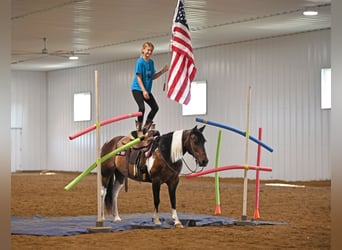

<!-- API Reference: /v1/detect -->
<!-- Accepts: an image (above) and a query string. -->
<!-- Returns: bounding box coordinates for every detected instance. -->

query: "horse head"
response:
[185,125,209,167]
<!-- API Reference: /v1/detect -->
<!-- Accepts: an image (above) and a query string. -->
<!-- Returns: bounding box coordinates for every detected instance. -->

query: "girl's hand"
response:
[143,90,150,99]
[163,65,169,73]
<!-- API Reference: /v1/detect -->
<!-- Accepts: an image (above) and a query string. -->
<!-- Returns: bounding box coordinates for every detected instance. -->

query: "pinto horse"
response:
[100,125,208,228]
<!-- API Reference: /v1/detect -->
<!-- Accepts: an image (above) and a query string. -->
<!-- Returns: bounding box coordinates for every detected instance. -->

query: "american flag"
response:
[167,0,196,105]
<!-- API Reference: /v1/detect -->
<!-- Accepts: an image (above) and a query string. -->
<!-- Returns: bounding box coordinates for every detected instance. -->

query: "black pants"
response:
[132,90,159,123]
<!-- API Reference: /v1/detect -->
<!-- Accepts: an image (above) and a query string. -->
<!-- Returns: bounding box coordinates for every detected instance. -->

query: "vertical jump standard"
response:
[187,87,274,223]
[65,70,143,231]
[187,119,273,223]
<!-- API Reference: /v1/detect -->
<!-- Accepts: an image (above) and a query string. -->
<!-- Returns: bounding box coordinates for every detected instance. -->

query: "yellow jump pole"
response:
[64,136,144,191]
[214,130,222,215]
[242,86,252,221]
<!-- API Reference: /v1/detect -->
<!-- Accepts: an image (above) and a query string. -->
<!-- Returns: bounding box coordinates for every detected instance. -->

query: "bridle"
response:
[182,158,205,174]
[181,130,206,174]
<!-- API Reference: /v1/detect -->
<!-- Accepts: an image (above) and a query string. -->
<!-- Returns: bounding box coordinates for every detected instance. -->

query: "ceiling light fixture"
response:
[69,55,79,60]
[303,10,318,16]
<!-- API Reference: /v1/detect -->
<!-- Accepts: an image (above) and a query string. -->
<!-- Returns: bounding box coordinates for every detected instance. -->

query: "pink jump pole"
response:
[253,127,262,220]
[69,112,142,140]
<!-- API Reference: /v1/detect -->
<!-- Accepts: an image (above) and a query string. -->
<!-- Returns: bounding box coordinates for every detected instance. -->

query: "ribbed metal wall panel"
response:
[47,61,141,172]
[191,30,330,181]
[12,29,330,181]
[11,71,47,171]
[47,66,94,172]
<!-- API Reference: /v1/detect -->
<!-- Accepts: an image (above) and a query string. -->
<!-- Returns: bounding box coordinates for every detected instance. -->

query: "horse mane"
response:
[159,130,183,163]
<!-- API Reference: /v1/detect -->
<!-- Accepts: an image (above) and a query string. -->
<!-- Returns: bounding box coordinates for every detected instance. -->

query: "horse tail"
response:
[104,173,114,213]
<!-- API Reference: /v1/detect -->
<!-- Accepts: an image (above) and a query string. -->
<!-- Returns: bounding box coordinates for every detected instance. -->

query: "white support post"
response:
[95,70,103,227]
[242,86,251,220]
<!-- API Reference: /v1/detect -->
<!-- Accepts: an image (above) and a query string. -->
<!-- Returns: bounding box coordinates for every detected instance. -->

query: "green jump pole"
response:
[214,130,222,215]
[64,136,144,191]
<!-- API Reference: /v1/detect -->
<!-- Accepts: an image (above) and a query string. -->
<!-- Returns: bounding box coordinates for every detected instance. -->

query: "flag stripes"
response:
[167,0,196,105]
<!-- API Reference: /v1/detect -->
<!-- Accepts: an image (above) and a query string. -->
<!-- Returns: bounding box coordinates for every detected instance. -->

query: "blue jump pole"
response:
[196,118,274,152]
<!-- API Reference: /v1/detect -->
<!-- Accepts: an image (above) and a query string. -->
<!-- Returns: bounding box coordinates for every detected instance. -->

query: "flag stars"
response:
[175,2,188,27]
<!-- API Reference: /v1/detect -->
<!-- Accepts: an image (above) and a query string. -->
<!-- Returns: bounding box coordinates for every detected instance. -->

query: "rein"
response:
[159,151,181,174]
[182,158,205,174]
[161,154,203,174]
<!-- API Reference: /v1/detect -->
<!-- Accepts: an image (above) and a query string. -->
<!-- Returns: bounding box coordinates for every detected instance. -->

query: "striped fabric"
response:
[167,0,196,105]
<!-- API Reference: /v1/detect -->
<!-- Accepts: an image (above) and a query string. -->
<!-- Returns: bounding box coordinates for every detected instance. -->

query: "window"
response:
[321,68,331,110]
[73,92,91,121]
[182,80,207,116]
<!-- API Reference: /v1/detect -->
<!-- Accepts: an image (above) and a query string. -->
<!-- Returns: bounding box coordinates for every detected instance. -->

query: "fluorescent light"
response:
[303,10,318,16]
[69,55,79,60]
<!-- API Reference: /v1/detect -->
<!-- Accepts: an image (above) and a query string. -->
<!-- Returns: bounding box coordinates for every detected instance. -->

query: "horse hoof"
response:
[153,218,162,225]
[114,216,121,222]
[174,222,184,229]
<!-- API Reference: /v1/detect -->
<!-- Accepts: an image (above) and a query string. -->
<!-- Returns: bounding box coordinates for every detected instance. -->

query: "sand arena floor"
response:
[11,172,330,249]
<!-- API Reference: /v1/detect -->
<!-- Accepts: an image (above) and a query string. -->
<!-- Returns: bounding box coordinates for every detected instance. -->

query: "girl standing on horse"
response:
[131,41,168,133]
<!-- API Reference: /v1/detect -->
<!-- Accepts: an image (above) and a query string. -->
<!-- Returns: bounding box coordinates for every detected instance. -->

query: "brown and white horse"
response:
[100,125,208,228]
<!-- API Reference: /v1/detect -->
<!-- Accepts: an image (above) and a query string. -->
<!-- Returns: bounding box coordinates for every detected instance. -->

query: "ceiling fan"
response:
[11,37,90,64]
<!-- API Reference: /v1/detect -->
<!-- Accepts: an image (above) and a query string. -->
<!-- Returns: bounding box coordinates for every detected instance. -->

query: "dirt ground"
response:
[11,171,331,249]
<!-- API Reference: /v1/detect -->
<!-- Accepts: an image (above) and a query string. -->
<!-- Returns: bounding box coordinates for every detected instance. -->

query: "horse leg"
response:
[101,170,113,221]
[101,185,107,221]
[168,179,183,228]
[152,181,162,225]
[112,173,124,222]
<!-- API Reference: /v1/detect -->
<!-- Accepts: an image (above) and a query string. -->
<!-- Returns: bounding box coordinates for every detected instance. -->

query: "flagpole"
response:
[163,41,172,92]
[166,0,196,105]
[164,0,180,92]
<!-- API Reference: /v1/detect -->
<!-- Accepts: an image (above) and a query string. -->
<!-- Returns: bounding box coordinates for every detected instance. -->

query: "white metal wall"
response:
[11,71,47,171]
[193,30,331,181]
[11,29,331,181]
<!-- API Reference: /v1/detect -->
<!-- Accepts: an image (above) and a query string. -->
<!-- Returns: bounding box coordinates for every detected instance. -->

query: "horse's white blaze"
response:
[171,130,183,163]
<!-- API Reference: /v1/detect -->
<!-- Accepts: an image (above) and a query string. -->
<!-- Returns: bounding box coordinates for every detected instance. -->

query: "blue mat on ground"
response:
[11,213,286,236]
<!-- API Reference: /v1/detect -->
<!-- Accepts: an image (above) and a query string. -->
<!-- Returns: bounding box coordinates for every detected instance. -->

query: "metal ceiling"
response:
[11,0,331,71]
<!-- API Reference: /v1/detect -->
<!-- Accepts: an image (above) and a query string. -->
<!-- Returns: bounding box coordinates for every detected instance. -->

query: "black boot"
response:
[142,119,153,134]
[135,120,142,131]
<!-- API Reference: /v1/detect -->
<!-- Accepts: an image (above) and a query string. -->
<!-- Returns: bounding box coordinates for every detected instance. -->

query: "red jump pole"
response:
[253,127,262,220]
[69,112,142,140]
[186,165,272,179]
